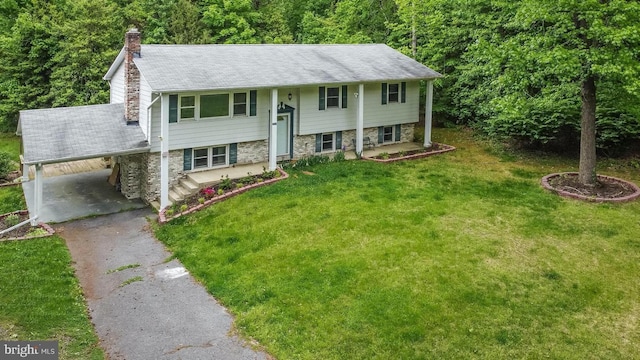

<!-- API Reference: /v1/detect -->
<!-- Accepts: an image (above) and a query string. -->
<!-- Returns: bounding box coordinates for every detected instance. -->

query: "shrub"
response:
[4,213,20,227]
[333,151,346,162]
[0,152,14,180]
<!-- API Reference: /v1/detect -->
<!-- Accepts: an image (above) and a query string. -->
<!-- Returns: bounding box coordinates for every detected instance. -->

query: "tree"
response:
[509,0,640,185]
[49,0,122,107]
[0,0,66,131]
[202,0,261,44]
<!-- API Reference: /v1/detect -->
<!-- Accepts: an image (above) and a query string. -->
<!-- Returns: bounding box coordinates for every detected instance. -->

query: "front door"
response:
[277,114,289,156]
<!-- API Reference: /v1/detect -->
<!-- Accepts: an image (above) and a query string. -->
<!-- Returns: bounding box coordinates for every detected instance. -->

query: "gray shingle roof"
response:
[19,103,149,165]
[131,44,442,92]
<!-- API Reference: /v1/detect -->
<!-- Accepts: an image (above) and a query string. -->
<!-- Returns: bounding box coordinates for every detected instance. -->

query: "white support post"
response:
[160,93,170,210]
[31,163,43,226]
[424,80,434,147]
[269,88,278,171]
[356,83,364,155]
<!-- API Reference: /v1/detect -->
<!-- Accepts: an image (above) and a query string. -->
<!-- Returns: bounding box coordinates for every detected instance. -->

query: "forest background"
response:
[1,0,638,155]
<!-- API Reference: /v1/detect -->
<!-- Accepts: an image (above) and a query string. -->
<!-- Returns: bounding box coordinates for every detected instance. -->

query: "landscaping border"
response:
[363,143,456,163]
[0,210,56,241]
[158,168,289,223]
[541,172,640,203]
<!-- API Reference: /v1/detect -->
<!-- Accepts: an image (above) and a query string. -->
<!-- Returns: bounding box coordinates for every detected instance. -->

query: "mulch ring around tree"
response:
[541,172,640,203]
[365,143,456,163]
[0,210,56,241]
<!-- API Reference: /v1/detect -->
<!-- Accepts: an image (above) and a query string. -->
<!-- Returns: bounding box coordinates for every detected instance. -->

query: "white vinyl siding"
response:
[362,81,419,128]
[298,85,357,135]
[298,81,419,135]
[109,63,125,104]
[149,89,270,152]
[138,73,152,139]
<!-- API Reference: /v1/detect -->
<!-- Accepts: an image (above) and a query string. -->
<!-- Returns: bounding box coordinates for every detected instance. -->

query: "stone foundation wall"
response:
[293,134,317,158]
[401,123,415,143]
[119,151,182,203]
[118,153,144,199]
[237,140,268,164]
[303,124,416,154]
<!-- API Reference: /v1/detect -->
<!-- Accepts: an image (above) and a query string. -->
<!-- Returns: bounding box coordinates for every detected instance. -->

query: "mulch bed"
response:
[159,168,289,223]
[541,173,640,203]
[365,143,456,163]
[0,171,22,187]
[0,210,56,241]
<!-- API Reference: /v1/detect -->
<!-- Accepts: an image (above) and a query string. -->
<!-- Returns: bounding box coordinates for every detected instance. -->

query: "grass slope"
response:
[0,236,104,359]
[0,185,26,213]
[155,128,640,359]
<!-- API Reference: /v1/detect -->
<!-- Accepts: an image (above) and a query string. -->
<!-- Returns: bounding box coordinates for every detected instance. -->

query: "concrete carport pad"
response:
[59,209,270,360]
[22,169,147,224]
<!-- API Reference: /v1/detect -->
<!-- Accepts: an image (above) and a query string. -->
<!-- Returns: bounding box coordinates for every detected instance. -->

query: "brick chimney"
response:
[124,28,141,125]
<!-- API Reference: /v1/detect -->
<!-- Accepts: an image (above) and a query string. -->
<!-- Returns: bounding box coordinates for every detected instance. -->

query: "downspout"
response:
[147,94,161,144]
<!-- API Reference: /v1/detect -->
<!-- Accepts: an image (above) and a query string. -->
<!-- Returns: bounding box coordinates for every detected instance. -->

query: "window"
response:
[212,146,226,166]
[193,148,209,169]
[201,94,229,118]
[383,126,394,142]
[180,96,195,119]
[233,93,247,116]
[322,133,334,152]
[326,87,340,108]
[382,82,406,105]
[192,146,228,169]
[388,84,399,103]
[319,86,348,110]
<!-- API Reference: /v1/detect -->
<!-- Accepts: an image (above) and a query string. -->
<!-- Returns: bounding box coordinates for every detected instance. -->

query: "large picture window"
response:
[173,91,256,121]
[201,94,229,118]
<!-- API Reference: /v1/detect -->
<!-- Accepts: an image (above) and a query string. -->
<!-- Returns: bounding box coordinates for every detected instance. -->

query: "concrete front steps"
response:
[168,175,203,204]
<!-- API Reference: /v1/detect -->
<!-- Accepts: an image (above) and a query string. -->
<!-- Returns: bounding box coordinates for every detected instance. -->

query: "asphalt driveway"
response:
[59,208,270,360]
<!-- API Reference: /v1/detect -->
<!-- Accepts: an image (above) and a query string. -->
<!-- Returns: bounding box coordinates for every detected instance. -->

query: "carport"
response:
[18,103,150,224]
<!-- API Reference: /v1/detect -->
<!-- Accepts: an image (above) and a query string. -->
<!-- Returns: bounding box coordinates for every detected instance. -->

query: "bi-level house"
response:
[18,29,441,219]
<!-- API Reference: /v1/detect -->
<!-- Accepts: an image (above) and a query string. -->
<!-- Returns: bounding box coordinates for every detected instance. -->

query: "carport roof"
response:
[18,103,149,165]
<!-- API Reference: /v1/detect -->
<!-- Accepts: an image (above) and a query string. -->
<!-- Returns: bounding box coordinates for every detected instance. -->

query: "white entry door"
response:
[277,114,289,156]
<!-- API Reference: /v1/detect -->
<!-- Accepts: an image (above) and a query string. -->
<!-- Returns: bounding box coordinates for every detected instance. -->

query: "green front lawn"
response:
[155,128,640,359]
[0,237,104,359]
[0,133,21,162]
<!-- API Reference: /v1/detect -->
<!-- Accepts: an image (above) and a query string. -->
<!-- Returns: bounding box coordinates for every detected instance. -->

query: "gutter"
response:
[146,94,161,145]
[22,147,151,166]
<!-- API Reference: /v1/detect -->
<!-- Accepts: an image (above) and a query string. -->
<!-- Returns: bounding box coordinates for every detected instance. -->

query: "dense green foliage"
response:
[155,128,640,359]
[1,0,638,152]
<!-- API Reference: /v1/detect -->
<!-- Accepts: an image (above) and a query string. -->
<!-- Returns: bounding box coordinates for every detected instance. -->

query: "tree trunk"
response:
[578,75,597,186]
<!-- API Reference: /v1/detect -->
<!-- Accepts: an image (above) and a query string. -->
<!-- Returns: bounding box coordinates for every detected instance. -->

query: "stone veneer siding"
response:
[295,124,416,156]
[237,140,268,164]
[118,151,183,203]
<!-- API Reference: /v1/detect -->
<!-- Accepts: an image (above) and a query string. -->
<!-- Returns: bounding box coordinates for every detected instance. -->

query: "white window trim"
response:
[382,126,395,143]
[387,83,400,104]
[192,145,229,170]
[232,92,249,117]
[322,85,347,110]
[179,95,196,121]
[178,91,252,121]
[321,132,335,152]
[326,87,340,109]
